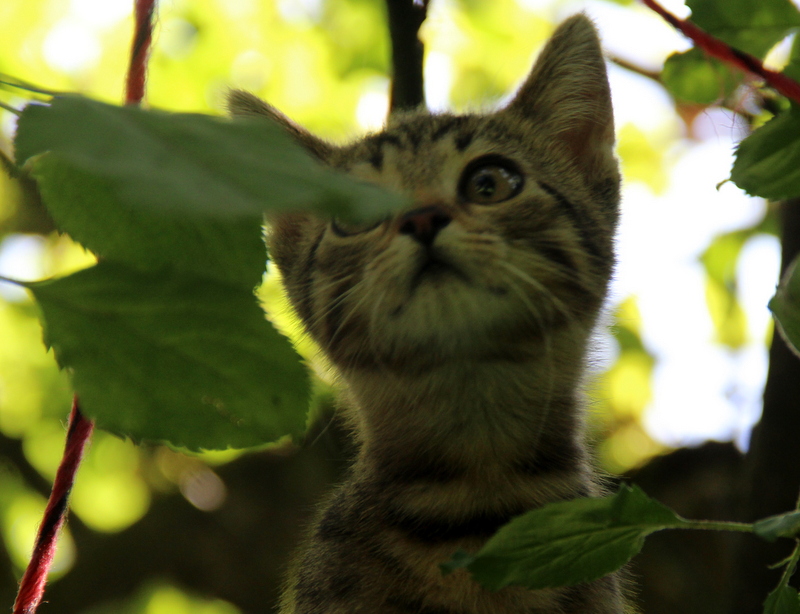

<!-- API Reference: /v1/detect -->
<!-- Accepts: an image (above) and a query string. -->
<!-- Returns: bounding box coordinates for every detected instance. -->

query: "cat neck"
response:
[339,338,592,484]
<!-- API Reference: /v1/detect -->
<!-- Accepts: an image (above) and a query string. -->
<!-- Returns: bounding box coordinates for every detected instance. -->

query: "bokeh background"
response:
[0,0,793,612]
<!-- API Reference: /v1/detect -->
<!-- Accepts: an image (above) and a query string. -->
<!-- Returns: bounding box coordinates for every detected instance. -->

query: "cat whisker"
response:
[304,274,361,332]
[326,281,375,349]
[495,260,574,326]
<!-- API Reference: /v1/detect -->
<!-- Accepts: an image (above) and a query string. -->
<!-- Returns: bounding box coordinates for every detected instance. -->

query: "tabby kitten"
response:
[230,14,625,614]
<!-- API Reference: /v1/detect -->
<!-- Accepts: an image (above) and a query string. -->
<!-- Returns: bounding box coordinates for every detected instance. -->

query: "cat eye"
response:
[330,217,385,237]
[459,156,524,204]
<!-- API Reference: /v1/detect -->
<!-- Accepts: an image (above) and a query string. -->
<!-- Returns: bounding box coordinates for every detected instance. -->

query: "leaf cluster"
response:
[11,95,404,451]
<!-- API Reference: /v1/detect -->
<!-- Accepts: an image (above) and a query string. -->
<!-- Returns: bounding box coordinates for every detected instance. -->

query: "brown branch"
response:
[726,200,800,614]
[608,55,662,84]
[385,0,428,113]
[608,54,757,128]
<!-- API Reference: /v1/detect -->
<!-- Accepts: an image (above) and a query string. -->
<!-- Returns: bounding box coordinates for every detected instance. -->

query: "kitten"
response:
[230,14,626,614]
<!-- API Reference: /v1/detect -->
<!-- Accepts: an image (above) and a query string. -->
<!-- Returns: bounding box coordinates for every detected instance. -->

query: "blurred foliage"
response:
[83,583,241,614]
[0,0,785,611]
[700,211,778,349]
[594,297,664,474]
[662,47,740,105]
[616,124,671,194]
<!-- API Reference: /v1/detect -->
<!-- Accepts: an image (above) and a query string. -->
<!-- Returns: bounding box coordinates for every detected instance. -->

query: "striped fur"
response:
[231,14,627,614]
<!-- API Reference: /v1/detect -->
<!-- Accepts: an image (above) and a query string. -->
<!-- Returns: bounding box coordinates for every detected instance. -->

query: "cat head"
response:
[229,14,619,375]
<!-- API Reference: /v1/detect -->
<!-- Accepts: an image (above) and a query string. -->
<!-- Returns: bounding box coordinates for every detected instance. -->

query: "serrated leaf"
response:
[769,255,800,358]
[662,48,741,104]
[688,0,800,58]
[441,485,686,591]
[764,585,800,614]
[754,511,800,541]
[731,108,800,201]
[14,95,405,222]
[26,262,309,450]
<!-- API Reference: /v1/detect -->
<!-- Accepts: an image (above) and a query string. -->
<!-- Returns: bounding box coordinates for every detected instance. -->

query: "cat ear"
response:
[227,89,335,162]
[227,90,327,272]
[505,14,615,177]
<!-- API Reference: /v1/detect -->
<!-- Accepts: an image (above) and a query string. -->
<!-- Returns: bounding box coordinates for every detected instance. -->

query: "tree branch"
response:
[641,0,800,104]
[728,199,800,614]
[385,0,428,113]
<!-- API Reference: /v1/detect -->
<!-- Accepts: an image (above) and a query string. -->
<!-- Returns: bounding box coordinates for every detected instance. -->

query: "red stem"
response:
[12,399,94,614]
[641,0,800,105]
[12,1,156,611]
[125,0,156,105]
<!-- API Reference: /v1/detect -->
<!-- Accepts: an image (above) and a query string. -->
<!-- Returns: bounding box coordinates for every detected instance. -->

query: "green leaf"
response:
[770,256,800,358]
[26,262,309,450]
[15,95,405,221]
[764,585,800,614]
[441,485,686,591]
[731,108,800,201]
[688,0,800,58]
[662,48,740,104]
[754,511,800,541]
[29,156,266,289]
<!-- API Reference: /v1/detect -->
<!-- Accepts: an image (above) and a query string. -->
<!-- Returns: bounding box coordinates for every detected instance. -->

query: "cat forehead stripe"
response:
[367,117,478,170]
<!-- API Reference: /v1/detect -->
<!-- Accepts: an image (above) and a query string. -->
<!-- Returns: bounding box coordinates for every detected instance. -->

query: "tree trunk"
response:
[729,200,800,614]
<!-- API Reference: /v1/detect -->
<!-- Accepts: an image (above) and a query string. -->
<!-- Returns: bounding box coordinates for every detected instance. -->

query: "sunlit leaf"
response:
[769,255,800,358]
[754,511,800,541]
[441,485,686,590]
[732,108,800,201]
[701,228,758,290]
[616,124,668,194]
[705,278,748,348]
[662,48,740,104]
[25,262,309,450]
[688,0,800,58]
[763,585,800,614]
[605,352,655,418]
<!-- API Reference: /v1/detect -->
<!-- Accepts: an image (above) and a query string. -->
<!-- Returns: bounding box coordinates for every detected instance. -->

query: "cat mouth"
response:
[410,251,470,289]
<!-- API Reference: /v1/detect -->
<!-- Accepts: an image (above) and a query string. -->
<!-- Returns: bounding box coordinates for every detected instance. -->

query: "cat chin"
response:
[332,310,548,371]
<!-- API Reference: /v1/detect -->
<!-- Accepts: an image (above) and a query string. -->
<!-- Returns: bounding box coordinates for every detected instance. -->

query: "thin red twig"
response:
[12,399,94,614]
[641,0,800,105]
[125,0,156,105]
[12,2,156,612]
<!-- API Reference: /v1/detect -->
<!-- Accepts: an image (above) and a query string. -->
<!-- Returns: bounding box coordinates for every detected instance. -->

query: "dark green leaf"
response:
[764,585,800,614]
[441,485,686,591]
[688,0,800,58]
[26,262,309,450]
[15,95,405,221]
[754,511,800,541]
[731,108,800,201]
[769,255,800,358]
[29,156,266,289]
[662,49,740,104]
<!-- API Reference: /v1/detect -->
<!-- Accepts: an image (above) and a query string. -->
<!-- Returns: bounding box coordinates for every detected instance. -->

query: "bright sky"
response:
[581,0,779,449]
[0,0,786,452]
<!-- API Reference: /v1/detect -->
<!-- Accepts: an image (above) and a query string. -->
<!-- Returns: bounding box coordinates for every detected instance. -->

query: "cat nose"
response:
[398,206,451,246]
